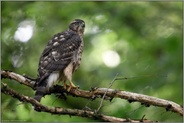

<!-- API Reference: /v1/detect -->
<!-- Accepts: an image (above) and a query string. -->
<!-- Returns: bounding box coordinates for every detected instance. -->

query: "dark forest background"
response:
[1,1,183,122]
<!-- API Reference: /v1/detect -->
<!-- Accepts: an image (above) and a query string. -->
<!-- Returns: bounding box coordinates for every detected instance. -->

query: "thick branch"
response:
[1,82,153,122]
[50,86,183,116]
[1,70,183,116]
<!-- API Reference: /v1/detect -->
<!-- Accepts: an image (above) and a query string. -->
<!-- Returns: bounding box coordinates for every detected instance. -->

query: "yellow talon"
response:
[63,81,69,89]
[67,81,79,92]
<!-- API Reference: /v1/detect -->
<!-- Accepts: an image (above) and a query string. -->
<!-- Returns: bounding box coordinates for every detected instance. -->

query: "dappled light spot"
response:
[95,14,108,24]
[11,53,23,68]
[14,20,35,43]
[102,50,120,68]
[91,26,100,34]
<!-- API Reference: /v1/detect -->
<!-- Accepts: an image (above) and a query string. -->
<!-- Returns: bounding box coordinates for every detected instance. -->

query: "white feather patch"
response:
[47,72,59,88]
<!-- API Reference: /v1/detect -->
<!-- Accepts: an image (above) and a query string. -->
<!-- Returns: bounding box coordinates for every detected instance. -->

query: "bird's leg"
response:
[63,80,71,89]
[64,63,79,91]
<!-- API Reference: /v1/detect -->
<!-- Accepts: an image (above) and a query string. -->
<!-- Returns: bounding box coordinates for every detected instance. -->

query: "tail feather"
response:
[34,86,46,102]
[34,76,48,102]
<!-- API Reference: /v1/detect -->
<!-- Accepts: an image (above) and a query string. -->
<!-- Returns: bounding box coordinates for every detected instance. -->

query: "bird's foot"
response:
[67,82,79,92]
[63,82,69,90]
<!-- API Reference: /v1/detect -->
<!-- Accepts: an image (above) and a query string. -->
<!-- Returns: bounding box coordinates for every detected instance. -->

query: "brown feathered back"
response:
[34,19,85,102]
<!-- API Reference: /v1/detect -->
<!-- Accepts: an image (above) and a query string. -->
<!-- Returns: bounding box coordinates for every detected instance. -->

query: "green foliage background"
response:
[1,1,183,122]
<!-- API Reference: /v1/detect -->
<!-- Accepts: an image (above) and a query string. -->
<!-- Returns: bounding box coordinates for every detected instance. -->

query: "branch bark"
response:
[1,70,183,121]
[1,82,153,122]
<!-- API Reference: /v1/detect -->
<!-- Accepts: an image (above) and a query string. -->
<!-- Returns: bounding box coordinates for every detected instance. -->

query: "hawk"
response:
[34,19,85,102]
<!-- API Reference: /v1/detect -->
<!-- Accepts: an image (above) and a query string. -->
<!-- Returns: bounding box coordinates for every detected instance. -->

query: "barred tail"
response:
[34,86,46,102]
[34,75,49,102]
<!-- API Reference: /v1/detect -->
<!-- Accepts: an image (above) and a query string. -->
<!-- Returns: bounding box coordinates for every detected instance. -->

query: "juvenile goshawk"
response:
[34,19,85,102]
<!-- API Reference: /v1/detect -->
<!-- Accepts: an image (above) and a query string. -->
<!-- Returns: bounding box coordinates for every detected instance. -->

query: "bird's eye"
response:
[81,23,85,28]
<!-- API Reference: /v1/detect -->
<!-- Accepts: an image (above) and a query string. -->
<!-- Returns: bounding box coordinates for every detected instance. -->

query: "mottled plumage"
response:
[34,19,85,102]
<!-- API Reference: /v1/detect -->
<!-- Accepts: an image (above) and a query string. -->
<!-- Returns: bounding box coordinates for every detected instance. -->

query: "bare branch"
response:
[1,82,154,122]
[1,70,183,116]
[1,70,35,89]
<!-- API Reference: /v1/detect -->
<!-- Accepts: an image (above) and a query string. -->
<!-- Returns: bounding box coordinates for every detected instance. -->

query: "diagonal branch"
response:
[1,82,154,122]
[96,73,119,113]
[1,70,183,116]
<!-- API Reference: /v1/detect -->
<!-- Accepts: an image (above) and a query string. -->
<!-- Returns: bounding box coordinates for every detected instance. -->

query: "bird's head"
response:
[69,19,85,35]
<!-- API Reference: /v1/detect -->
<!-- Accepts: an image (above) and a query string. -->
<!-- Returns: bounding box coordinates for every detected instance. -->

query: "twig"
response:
[96,73,118,113]
[1,82,155,122]
[115,74,167,80]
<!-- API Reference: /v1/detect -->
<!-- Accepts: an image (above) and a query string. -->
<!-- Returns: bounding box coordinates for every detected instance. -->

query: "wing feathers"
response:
[38,30,81,80]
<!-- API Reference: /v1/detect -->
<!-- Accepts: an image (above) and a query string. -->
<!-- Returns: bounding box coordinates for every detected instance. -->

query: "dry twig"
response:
[96,73,118,113]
